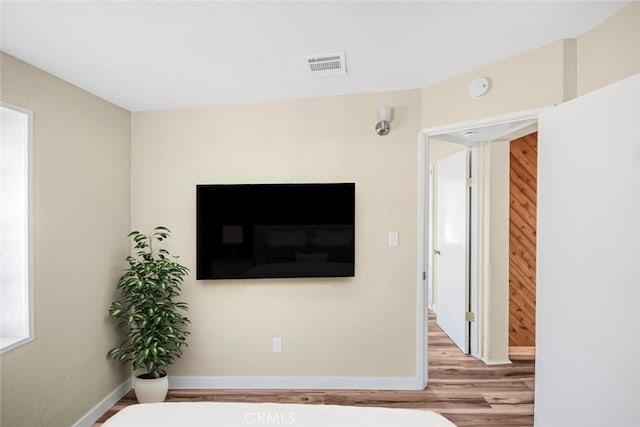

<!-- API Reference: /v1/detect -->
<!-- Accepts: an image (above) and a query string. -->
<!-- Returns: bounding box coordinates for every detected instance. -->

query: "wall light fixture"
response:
[375,104,392,136]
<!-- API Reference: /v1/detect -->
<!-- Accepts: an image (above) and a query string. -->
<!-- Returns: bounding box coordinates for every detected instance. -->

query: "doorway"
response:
[419,109,543,379]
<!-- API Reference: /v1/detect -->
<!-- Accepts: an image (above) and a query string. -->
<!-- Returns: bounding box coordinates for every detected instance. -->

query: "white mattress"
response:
[102,402,457,427]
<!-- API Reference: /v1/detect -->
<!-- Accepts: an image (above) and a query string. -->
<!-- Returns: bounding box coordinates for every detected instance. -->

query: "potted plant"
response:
[107,226,190,403]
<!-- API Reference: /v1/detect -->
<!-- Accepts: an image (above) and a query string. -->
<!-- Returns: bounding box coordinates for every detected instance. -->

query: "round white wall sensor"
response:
[468,77,490,98]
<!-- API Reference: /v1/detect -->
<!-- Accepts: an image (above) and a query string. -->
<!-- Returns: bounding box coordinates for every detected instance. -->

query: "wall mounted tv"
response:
[196,183,355,280]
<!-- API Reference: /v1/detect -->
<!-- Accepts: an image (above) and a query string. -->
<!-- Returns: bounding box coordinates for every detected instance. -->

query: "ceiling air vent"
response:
[304,52,346,76]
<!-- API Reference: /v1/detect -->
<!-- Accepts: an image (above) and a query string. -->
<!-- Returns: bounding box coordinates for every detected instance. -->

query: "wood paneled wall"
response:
[509,132,538,347]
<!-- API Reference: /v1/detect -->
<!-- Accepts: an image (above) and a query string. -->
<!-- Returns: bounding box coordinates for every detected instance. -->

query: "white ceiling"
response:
[0,1,629,111]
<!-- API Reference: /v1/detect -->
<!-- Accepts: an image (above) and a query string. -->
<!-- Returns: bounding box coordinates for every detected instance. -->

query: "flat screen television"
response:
[196,183,355,280]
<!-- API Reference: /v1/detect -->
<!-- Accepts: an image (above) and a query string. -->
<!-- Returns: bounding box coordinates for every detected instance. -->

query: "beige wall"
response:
[420,0,640,131]
[131,90,422,378]
[129,2,640,379]
[429,140,465,166]
[0,53,131,426]
[484,140,510,363]
[577,1,640,96]
[421,40,567,129]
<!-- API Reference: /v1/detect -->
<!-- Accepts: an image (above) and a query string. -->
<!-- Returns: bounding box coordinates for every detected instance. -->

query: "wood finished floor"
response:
[95,312,535,426]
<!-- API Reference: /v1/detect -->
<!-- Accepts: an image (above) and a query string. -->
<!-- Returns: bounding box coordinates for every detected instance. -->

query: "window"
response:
[0,104,32,353]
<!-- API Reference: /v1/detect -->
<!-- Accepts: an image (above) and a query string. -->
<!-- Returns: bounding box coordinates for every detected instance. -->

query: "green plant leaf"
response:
[108,227,190,375]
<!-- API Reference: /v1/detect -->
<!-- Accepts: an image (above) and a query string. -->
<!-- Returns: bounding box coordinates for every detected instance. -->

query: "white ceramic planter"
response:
[134,374,169,403]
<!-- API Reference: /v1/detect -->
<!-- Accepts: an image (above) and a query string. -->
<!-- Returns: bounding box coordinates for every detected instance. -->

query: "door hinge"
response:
[465,311,475,322]
[423,271,426,280]
[466,177,473,187]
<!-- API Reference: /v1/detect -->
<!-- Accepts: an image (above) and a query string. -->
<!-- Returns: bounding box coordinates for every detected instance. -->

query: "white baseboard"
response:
[481,357,513,366]
[169,376,421,390]
[72,377,132,427]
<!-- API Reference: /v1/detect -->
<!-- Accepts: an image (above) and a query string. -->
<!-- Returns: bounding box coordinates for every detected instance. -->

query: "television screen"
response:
[196,183,355,280]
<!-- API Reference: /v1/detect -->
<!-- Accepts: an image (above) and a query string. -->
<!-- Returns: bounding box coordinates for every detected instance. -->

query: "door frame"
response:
[415,106,550,388]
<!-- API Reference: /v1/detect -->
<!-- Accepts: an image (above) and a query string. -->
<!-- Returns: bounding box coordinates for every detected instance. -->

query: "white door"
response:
[434,149,470,353]
[535,74,639,427]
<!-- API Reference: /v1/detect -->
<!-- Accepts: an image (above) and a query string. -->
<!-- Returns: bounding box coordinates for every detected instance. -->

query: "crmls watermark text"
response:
[244,411,296,425]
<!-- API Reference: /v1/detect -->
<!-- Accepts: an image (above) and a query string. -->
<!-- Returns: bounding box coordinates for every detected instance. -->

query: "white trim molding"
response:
[481,357,513,366]
[72,377,132,427]
[420,106,552,139]
[0,102,35,355]
[169,376,421,390]
[415,130,428,389]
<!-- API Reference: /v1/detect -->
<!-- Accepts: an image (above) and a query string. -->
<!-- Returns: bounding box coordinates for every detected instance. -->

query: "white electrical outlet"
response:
[389,231,399,247]
[272,337,282,353]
